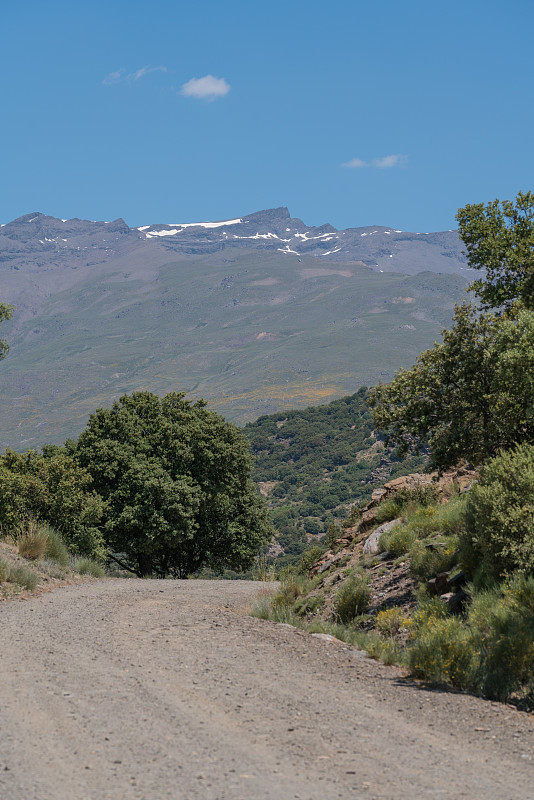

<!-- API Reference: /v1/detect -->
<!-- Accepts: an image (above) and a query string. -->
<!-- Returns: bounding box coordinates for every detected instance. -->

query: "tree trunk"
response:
[137,552,153,577]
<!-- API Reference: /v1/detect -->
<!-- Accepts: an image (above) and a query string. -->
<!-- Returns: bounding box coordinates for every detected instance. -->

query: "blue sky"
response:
[2,0,533,232]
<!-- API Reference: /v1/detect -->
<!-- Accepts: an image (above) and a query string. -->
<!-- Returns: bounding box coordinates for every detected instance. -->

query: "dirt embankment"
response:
[1,579,533,800]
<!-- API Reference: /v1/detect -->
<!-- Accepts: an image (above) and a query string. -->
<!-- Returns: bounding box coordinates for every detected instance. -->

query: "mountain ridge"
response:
[1,206,469,274]
[0,207,473,451]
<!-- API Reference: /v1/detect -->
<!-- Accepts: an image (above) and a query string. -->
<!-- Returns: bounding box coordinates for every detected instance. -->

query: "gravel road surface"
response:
[1,579,533,800]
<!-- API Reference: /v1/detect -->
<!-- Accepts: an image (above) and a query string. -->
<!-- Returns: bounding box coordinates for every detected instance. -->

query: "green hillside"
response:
[244,388,426,565]
[0,247,469,451]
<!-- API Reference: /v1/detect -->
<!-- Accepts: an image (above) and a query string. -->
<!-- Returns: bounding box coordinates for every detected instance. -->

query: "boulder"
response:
[427,572,452,596]
[440,589,468,614]
[371,488,387,503]
[448,570,467,590]
[363,519,402,556]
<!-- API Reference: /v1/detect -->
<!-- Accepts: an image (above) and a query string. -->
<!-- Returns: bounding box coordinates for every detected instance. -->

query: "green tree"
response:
[0,449,106,558]
[0,303,14,360]
[369,305,534,469]
[457,190,534,312]
[74,391,272,577]
[370,191,534,470]
[462,443,534,578]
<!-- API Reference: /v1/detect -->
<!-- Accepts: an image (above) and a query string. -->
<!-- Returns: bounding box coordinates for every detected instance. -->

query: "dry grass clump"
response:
[6,564,40,592]
[17,521,50,561]
[71,557,105,578]
[15,520,71,568]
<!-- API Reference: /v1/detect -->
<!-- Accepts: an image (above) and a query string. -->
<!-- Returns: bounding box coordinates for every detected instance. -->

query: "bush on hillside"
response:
[468,575,534,703]
[0,449,106,560]
[462,443,534,579]
[407,576,534,706]
[43,524,70,567]
[17,520,50,560]
[333,574,370,623]
[296,545,326,574]
[72,557,106,578]
[7,564,39,591]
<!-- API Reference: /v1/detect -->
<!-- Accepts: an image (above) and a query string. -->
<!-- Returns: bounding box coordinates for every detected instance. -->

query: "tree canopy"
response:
[457,190,534,312]
[368,305,534,469]
[74,391,272,577]
[0,448,106,558]
[370,191,534,470]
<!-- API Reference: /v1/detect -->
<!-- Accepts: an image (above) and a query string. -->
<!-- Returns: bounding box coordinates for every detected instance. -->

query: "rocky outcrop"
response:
[427,570,468,614]
[310,466,477,577]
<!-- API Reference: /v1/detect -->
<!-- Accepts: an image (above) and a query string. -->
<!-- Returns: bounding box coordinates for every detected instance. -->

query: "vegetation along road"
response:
[1,579,533,800]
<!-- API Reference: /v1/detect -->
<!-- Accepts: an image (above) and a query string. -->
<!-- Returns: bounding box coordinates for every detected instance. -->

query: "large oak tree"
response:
[74,391,272,577]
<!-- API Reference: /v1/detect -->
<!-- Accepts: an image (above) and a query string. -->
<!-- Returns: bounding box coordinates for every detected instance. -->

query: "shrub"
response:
[0,558,7,582]
[324,523,342,548]
[293,593,325,616]
[0,449,107,560]
[375,607,408,637]
[41,560,68,579]
[379,524,417,556]
[394,485,439,508]
[374,498,404,524]
[375,486,439,525]
[271,574,317,609]
[72,557,105,578]
[407,614,473,686]
[432,495,467,535]
[296,545,325,574]
[379,495,467,566]
[303,518,323,535]
[17,520,49,560]
[409,536,459,581]
[407,596,449,632]
[362,633,402,665]
[43,525,70,567]
[333,575,370,623]
[468,575,534,703]
[343,505,361,528]
[406,577,534,705]
[462,443,534,578]
[251,595,276,620]
[7,564,39,591]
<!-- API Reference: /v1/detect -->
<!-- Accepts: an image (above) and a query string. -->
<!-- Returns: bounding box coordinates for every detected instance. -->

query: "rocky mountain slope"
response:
[305,468,476,624]
[0,208,472,450]
[1,207,469,283]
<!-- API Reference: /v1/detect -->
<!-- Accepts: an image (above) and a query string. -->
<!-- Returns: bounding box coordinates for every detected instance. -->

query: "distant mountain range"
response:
[0,208,474,451]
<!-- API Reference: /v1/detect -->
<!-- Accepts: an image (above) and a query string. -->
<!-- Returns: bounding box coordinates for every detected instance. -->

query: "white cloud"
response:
[372,154,408,168]
[103,66,167,85]
[130,65,167,81]
[342,157,367,168]
[181,74,231,101]
[103,69,126,85]
[342,154,408,169]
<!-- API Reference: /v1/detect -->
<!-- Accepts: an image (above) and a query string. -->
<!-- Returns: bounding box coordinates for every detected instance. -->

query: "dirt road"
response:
[1,579,533,800]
